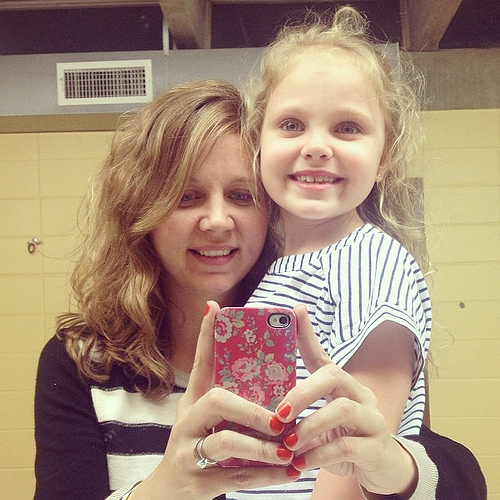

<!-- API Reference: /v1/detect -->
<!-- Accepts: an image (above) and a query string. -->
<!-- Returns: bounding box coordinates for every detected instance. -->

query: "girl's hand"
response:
[274,304,417,498]
[130,301,300,500]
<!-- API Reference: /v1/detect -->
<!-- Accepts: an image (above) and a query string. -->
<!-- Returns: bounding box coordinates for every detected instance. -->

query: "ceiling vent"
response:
[56,59,153,106]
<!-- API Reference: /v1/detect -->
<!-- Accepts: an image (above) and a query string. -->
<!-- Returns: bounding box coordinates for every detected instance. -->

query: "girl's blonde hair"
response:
[247,6,429,271]
[57,80,276,399]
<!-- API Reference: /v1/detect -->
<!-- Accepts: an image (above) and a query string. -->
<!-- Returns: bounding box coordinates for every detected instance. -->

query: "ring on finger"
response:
[193,436,218,469]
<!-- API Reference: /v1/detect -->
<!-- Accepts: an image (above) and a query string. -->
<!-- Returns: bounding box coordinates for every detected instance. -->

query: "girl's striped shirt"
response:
[230,223,432,499]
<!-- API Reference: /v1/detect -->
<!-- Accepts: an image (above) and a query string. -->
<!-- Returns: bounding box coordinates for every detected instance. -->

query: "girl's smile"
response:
[291,170,343,188]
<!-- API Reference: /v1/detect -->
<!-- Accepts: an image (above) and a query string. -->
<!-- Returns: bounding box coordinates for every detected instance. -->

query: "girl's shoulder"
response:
[268,224,406,273]
[320,224,418,274]
[323,223,399,254]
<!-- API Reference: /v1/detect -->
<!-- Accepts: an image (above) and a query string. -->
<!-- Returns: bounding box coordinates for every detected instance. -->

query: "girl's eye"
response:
[229,191,254,206]
[280,120,303,133]
[338,123,359,135]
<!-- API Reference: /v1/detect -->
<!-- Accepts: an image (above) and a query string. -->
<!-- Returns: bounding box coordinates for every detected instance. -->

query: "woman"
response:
[34,79,485,500]
[35,79,294,498]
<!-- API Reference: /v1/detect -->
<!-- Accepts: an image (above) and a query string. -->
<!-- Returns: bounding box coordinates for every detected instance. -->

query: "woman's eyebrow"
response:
[186,176,252,186]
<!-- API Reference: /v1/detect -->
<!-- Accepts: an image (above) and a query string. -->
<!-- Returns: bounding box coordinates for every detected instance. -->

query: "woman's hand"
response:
[130,301,300,500]
[274,304,418,498]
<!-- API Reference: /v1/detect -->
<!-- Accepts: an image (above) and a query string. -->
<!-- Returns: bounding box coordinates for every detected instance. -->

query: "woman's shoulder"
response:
[38,334,74,370]
[35,335,92,405]
[37,334,126,391]
[39,333,97,371]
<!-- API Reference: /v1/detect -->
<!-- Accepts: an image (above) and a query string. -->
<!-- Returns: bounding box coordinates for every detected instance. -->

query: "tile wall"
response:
[0,109,498,498]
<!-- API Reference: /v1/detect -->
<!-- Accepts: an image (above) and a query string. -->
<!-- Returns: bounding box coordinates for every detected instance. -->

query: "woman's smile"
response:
[189,246,238,264]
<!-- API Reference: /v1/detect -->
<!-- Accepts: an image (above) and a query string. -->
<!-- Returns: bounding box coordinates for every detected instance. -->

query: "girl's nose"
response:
[301,133,333,161]
[199,201,235,232]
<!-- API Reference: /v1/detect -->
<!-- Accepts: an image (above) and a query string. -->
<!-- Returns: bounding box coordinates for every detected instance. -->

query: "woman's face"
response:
[151,133,268,304]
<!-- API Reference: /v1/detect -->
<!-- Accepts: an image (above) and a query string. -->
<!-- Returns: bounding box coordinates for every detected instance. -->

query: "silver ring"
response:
[193,437,218,469]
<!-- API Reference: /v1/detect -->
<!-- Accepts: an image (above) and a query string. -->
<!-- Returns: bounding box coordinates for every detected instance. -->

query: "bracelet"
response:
[120,481,142,500]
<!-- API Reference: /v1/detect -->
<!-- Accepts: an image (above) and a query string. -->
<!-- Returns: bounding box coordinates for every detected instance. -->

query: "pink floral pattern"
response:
[214,307,296,412]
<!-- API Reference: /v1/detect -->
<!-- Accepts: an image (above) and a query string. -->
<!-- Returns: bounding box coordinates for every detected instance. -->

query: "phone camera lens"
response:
[268,312,291,328]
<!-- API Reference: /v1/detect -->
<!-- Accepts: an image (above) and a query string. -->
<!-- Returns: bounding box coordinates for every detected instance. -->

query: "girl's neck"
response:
[282,212,364,255]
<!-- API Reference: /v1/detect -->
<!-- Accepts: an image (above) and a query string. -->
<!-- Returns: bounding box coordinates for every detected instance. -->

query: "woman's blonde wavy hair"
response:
[247,6,429,272]
[57,80,276,399]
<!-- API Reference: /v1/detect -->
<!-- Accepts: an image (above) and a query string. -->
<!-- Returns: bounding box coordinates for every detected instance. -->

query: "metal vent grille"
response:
[57,60,153,105]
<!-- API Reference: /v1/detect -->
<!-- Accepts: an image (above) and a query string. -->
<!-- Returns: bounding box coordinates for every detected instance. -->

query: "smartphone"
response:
[213,306,297,467]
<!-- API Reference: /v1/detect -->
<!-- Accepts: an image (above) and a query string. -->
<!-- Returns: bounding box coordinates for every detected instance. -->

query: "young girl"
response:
[241,6,432,499]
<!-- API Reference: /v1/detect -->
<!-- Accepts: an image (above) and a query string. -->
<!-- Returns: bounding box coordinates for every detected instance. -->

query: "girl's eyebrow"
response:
[267,102,305,115]
[268,104,377,125]
[338,107,375,120]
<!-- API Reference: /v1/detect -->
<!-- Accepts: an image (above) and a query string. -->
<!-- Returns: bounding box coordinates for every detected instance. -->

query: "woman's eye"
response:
[338,123,359,134]
[229,191,254,205]
[178,192,200,207]
[280,120,303,133]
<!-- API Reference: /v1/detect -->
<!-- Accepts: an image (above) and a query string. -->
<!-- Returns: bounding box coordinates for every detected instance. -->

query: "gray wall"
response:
[413,48,500,110]
[0,48,263,117]
[0,46,498,132]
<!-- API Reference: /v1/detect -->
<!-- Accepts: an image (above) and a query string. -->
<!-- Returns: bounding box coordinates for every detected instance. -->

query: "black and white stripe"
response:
[91,381,185,491]
[233,224,432,499]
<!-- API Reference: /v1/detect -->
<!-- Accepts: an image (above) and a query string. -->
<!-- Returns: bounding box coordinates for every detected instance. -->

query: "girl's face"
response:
[151,133,268,305]
[260,51,386,253]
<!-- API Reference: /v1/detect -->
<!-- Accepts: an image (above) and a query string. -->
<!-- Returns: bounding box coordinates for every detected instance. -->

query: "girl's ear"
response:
[376,150,390,182]
[376,163,388,181]
[375,163,387,183]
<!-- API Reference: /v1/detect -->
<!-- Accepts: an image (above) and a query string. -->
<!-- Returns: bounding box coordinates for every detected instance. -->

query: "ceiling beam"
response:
[400,0,462,51]
[210,0,376,3]
[156,0,393,49]
[158,0,211,49]
[210,0,334,2]
[0,0,156,8]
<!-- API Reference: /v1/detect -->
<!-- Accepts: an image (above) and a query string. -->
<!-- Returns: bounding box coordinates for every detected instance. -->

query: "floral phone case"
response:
[213,306,297,467]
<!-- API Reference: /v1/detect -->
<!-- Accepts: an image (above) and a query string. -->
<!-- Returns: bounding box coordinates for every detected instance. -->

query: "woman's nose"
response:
[301,133,333,160]
[198,201,235,232]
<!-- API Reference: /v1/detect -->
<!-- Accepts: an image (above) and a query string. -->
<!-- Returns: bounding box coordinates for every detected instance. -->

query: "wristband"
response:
[120,481,142,500]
